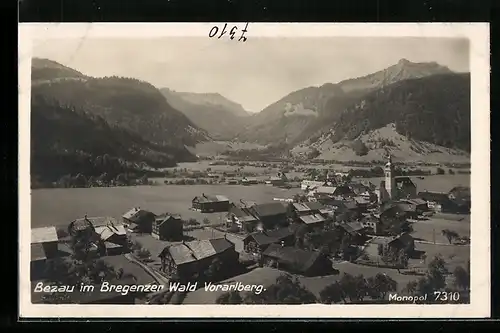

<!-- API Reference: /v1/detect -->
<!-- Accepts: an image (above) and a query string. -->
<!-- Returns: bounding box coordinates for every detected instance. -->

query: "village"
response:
[30,154,471,305]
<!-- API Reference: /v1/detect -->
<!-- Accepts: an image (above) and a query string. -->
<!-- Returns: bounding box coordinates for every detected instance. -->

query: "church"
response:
[377,154,417,204]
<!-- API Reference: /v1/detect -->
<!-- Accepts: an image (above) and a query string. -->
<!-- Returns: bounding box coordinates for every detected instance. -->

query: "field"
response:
[31,184,302,228]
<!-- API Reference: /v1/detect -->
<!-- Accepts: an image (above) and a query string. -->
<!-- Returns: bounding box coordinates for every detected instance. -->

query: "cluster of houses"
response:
[31,154,471,301]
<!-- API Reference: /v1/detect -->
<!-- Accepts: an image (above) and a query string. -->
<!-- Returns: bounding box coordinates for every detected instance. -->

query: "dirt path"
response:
[124,253,169,286]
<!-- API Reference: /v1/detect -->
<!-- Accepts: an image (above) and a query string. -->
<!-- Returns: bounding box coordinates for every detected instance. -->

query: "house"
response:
[394,176,417,199]
[31,227,60,282]
[266,172,288,186]
[192,194,230,213]
[94,223,128,255]
[261,244,335,276]
[447,186,471,213]
[158,237,239,281]
[68,216,126,255]
[418,191,450,211]
[226,203,259,232]
[338,221,369,244]
[247,202,289,229]
[122,207,156,233]
[292,201,325,216]
[369,233,415,257]
[31,226,59,259]
[399,198,429,215]
[301,180,326,191]
[152,214,183,241]
[313,185,355,198]
[359,214,381,235]
[241,177,259,185]
[243,225,298,255]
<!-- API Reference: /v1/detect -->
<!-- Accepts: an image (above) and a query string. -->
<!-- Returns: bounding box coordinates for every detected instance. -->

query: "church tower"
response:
[384,153,396,200]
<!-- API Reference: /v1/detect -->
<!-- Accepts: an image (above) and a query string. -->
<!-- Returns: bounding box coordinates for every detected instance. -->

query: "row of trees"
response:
[54,172,152,188]
[215,255,470,305]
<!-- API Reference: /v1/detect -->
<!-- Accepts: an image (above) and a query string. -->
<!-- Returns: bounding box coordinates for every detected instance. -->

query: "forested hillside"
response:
[327,73,471,152]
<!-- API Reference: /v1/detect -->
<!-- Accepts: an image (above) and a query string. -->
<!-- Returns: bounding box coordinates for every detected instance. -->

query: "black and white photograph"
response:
[19,23,490,318]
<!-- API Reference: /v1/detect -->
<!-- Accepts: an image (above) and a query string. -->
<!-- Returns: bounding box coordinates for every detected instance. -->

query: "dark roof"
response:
[155,214,182,226]
[161,238,235,265]
[228,204,256,218]
[339,222,365,234]
[392,233,414,247]
[344,200,358,210]
[304,201,324,211]
[250,202,287,217]
[418,191,450,203]
[128,209,155,223]
[193,194,229,203]
[262,244,323,273]
[394,176,416,187]
[244,225,298,246]
[209,238,234,254]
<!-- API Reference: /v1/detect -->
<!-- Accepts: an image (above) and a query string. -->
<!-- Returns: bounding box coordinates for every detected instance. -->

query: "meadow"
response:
[31,184,303,228]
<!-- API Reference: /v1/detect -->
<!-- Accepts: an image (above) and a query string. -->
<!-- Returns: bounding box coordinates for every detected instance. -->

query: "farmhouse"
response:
[247,202,289,230]
[417,191,469,213]
[337,222,369,245]
[313,185,355,198]
[394,176,417,199]
[152,214,183,241]
[301,180,326,191]
[226,203,259,232]
[370,233,415,257]
[243,225,298,255]
[399,198,429,215]
[261,244,334,276]
[241,177,259,185]
[122,207,156,233]
[266,172,288,186]
[192,194,230,213]
[94,223,128,255]
[158,237,239,281]
[31,226,59,281]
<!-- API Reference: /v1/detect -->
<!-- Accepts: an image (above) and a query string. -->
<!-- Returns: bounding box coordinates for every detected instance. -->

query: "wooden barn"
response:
[152,214,183,241]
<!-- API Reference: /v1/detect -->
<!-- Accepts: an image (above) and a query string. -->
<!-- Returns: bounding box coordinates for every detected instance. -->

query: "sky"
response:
[33,37,469,112]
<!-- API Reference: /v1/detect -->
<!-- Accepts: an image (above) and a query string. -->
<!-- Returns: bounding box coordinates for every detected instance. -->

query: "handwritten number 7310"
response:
[209,23,249,42]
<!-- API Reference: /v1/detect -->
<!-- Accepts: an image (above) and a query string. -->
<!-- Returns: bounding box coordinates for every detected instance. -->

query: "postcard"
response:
[19,22,490,318]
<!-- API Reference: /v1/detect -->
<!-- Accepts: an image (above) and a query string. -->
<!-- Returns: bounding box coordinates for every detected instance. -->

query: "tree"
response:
[427,255,448,290]
[295,224,308,248]
[216,291,243,304]
[441,229,459,244]
[243,274,317,304]
[338,273,367,302]
[365,273,398,300]
[204,258,223,281]
[403,280,418,294]
[436,167,445,175]
[202,218,211,225]
[453,266,470,291]
[319,282,345,304]
[416,276,434,297]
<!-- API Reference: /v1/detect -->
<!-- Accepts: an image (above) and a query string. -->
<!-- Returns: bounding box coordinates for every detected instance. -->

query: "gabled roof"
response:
[123,208,155,223]
[304,201,324,211]
[402,198,427,206]
[316,186,337,194]
[417,191,450,203]
[243,225,297,246]
[163,238,235,265]
[299,214,326,225]
[193,194,229,203]
[31,243,47,261]
[155,214,182,227]
[262,244,323,273]
[339,222,365,234]
[31,226,59,244]
[394,176,416,187]
[250,202,287,217]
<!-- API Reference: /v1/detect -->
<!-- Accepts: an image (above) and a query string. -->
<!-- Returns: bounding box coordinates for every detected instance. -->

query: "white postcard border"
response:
[18,22,490,318]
